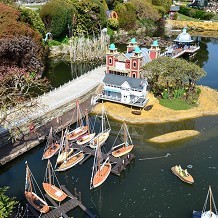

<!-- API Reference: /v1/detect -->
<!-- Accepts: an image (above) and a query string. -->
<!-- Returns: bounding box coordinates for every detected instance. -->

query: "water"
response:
[1,37,218,218]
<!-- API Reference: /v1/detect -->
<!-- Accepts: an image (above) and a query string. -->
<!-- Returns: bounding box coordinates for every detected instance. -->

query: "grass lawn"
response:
[159,98,194,110]
[177,13,200,21]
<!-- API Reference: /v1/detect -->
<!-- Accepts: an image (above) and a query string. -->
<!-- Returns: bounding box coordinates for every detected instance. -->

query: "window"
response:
[132,73,136,78]
[109,58,112,64]
[133,61,137,68]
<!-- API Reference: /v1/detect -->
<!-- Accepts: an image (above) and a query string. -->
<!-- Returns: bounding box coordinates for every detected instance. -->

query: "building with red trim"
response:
[106,38,160,79]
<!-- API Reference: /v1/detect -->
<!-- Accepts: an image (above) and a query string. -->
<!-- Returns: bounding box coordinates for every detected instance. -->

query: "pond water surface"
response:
[0,37,218,218]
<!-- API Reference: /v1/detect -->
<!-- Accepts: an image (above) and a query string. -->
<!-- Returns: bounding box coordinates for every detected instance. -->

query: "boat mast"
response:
[76,100,81,127]
[48,160,52,185]
[25,162,32,193]
[86,110,90,135]
[49,127,53,145]
[101,105,104,133]
[123,122,127,147]
[97,138,101,176]
[210,186,212,218]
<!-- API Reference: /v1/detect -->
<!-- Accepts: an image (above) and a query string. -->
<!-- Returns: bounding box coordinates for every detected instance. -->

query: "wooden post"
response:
[79,192,82,203]
[74,188,77,198]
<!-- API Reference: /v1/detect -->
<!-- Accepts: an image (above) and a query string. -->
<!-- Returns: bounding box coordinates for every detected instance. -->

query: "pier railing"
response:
[5,65,106,130]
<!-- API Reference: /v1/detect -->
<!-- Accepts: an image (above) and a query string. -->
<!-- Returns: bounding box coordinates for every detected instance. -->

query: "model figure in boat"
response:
[193,186,218,218]
[24,161,49,214]
[43,160,67,202]
[111,122,134,158]
[171,165,194,184]
[89,105,111,149]
[42,127,60,160]
[90,138,111,189]
[66,100,88,141]
[76,110,95,145]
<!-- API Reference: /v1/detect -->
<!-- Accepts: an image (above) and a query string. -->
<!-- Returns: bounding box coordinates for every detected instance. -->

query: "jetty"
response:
[161,45,200,58]
[27,186,96,218]
[75,144,135,176]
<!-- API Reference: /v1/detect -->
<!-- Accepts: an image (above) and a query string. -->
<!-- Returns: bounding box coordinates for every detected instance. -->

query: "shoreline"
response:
[91,86,218,124]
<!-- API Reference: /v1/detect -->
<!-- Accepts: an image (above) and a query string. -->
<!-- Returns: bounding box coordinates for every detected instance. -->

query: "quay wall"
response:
[0,84,103,166]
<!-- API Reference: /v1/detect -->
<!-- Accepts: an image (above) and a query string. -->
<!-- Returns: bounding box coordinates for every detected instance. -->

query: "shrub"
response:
[179,5,214,20]
[0,187,17,218]
[71,0,107,36]
[188,8,196,17]
[19,7,46,36]
[130,0,161,21]
[40,0,77,39]
[0,2,44,74]
[114,2,137,30]
[152,0,172,12]
[108,18,119,29]
[154,5,166,15]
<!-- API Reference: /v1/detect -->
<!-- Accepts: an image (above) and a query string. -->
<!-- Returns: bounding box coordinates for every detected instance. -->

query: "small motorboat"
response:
[171,165,194,184]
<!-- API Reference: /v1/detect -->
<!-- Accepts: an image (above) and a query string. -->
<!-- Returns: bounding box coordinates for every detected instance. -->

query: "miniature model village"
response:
[14,29,218,217]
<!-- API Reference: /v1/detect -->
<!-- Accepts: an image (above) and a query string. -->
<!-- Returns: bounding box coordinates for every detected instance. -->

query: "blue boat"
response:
[193,186,218,218]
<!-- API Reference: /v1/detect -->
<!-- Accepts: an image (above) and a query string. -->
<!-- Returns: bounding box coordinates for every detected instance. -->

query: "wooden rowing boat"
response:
[25,162,49,214]
[43,160,67,202]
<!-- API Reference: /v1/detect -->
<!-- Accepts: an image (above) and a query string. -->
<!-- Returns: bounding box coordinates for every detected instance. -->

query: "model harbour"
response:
[1,3,218,216]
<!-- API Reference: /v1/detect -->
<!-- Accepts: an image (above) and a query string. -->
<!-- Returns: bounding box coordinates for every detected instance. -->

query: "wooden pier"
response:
[74,144,135,176]
[27,186,96,218]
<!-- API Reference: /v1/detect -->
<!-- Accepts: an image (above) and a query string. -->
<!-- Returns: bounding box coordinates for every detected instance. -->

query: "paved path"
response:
[7,65,106,128]
[39,65,105,110]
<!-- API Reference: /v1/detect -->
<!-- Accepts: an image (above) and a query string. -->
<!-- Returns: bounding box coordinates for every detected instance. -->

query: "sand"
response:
[92,86,218,124]
[148,130,200,143]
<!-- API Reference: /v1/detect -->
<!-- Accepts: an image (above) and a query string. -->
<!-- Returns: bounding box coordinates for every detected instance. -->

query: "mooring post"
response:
[79,192,82,203]
[74,188,77,198]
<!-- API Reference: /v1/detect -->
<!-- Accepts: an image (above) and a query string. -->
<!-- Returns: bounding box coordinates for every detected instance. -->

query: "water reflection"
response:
[1,37,218,218]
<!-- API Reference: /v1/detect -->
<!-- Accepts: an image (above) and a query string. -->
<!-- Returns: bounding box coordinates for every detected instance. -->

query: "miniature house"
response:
[99,73,149,107]
[96,38,163,108]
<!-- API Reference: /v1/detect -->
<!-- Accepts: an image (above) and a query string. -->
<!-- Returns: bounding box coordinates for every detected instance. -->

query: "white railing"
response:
[6,65,106,129]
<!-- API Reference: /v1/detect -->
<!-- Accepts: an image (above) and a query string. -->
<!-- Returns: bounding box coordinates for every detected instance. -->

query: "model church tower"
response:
[149,40,160,60]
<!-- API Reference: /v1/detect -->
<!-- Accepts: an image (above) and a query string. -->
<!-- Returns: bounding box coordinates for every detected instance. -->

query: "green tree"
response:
[152,0,172,13]
[141,57,206,97]
[19,7,46,36]
[71,0,107,36]
[40,0,77,38]
[0,187,18,218]
[114,2,137,30]
[130,0,161,21]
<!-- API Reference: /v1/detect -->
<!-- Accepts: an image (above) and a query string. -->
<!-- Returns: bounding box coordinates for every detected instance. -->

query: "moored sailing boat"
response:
[111,122,134,158]
[90,139,111,189]
[89,105,111,149]
[193,186,218,218]
[43,160,67,202]
[66,100,88,141]
[171,165,194,184]
[76,110,95,145]
[55,133,85,171]
[42,127,60,160]
[56,129,74,165]
[24,161,49,214]
[55,150,85,172]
